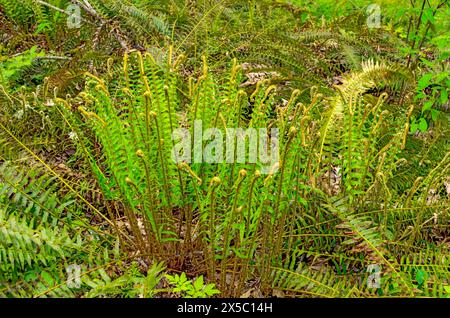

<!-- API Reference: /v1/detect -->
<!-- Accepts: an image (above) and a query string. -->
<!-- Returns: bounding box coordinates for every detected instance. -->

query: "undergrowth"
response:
[0,0,448,298]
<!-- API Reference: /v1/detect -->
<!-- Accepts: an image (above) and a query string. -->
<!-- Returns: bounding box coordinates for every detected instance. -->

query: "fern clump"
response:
[0,0,448,299]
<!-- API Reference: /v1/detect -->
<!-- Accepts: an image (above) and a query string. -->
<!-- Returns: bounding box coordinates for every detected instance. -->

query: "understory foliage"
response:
[0,0,449,298]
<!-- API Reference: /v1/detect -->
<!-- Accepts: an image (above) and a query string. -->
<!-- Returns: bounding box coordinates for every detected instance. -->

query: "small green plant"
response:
[165,273,221,298]
[0,46,44,87]
[411,57,449,133]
